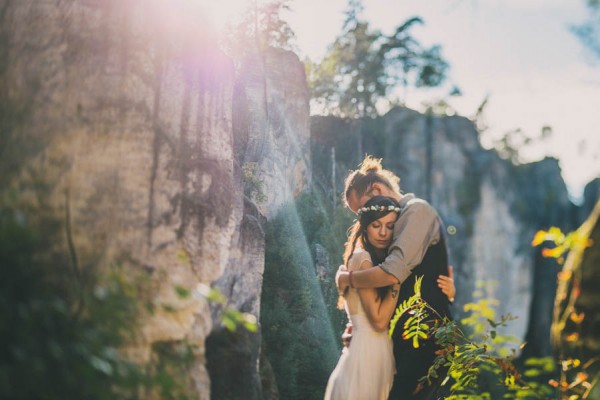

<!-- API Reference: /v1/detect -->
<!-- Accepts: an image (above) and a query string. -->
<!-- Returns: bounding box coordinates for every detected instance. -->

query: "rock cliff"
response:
[0,1,309,399]
[206,47,311,400]
[2,1,595,398]
[312,108,576,351]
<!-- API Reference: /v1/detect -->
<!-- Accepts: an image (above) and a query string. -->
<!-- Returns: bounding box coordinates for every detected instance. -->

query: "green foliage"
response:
[223,0,296,59]
[145,341,197,400]
[531,226,592,265]
[386,277,559,399]
[403,311,430,350]
[307,0,448,118]
[488,126,553,165]
[532,224,600,399]
[294,190,356,333]
[386,278,539,398]
[388,276,427,343]
[196,283,258,333]
[0,209,245,399]
[0,210,143,399]
[261,190,350,399]
[255,0,295,50]
[242,162,268,205]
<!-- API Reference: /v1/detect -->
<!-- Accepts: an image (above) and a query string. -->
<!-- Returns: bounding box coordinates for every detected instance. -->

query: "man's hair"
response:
[342,155,400,208]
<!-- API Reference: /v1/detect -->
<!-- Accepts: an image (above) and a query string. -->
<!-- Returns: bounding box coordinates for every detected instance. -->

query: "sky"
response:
[285,0,600,203]
[201,0,600,202]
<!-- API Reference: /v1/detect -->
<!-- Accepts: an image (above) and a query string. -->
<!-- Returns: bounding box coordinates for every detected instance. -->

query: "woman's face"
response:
[366,212,397,250]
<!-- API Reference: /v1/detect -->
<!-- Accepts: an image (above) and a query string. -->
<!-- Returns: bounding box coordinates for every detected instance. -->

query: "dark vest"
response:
[390,222,453,355]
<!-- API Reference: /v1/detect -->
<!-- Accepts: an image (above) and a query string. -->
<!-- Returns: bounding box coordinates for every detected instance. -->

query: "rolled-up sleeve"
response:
[378,200,440,284]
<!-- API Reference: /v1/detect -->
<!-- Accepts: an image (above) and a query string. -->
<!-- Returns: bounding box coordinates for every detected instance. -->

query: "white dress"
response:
[324,251,395,400]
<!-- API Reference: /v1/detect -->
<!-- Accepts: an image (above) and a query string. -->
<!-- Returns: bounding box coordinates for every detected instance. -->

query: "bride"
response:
[324,196,455,400]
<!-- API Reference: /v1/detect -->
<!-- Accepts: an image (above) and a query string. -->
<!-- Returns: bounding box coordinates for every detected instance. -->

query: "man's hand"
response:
[341,323,353,348]
[335,264,350,295]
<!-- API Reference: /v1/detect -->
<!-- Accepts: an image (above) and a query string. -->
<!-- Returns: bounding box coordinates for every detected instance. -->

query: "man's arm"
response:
[336,265,397,291]
[337,200,439,291]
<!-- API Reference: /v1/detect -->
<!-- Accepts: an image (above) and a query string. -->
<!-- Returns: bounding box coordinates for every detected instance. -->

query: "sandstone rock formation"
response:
[2,1,234,398]
[2,1,593,398]
[206,47,311,400]
[311,108,575,349]
[2,0,311,397]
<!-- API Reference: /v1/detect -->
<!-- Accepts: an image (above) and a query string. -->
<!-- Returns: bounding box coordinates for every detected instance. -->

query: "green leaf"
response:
[90,355,114,376]
[176,248,191,265]
[243,321,259,333]
[223,316,237,332]
[174,285,191,299]
[524,369,541,377]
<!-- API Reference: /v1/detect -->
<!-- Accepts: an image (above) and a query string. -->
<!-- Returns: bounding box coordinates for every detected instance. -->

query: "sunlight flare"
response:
[195,0,250,30]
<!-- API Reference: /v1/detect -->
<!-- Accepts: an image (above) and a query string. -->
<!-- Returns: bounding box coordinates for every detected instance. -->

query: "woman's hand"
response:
[437,265,455,302]
[342,323,353,348]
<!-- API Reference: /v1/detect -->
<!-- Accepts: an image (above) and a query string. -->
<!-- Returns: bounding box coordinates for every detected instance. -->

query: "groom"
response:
[336,156,453,400]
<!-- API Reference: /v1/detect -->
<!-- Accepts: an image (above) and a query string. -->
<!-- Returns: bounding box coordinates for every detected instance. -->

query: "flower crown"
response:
[357,204,400,216]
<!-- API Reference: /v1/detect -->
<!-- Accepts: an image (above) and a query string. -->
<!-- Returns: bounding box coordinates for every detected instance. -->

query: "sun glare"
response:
[196,0,250,31]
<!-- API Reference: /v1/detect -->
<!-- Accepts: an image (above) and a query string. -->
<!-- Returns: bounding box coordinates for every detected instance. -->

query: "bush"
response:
[0,210,197,399]
[260,190,351,399]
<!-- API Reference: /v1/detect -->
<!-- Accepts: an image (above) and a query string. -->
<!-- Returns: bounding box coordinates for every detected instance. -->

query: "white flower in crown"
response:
[358,204,400,216]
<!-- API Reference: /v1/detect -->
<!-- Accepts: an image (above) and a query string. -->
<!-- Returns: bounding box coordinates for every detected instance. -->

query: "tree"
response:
[256,0,296,50]
[490,126,553,165]
[223,0,296,60]
[307,0,449,118]
[572,0,600,59]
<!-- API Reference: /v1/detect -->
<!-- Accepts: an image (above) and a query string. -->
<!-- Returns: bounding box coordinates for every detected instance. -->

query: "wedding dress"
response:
[324,250,395,400]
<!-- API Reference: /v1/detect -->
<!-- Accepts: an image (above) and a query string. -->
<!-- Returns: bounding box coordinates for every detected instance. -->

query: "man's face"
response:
[348,183,396,214]
[347,188,374,214]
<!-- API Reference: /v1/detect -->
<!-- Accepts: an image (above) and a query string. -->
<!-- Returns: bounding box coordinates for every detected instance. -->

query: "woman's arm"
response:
[355,260,400,332]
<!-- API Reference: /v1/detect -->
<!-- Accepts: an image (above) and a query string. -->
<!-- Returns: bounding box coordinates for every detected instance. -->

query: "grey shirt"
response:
[378,193,441,284]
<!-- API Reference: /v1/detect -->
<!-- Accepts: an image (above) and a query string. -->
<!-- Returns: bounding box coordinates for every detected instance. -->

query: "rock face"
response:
[3,1,592,397]
[234,48,312,217]
[380,108,539,340]
[580,178,600,223]
[1,1,310,399]
[312,107,575,349]
[206,47,311,400]
[513,158,576,358]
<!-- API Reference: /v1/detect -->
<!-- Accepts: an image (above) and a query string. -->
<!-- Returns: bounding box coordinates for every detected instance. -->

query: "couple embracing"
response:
[324,156,455,400]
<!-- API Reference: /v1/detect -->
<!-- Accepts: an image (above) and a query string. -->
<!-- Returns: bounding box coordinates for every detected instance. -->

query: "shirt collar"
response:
[398,193,415,213]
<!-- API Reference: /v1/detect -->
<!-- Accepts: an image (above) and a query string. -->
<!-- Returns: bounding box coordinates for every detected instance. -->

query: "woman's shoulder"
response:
[348,250,373,271]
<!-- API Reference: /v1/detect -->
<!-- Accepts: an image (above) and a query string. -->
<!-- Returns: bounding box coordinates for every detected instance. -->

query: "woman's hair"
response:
[337,196,401,308]
[342,156,400,209]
